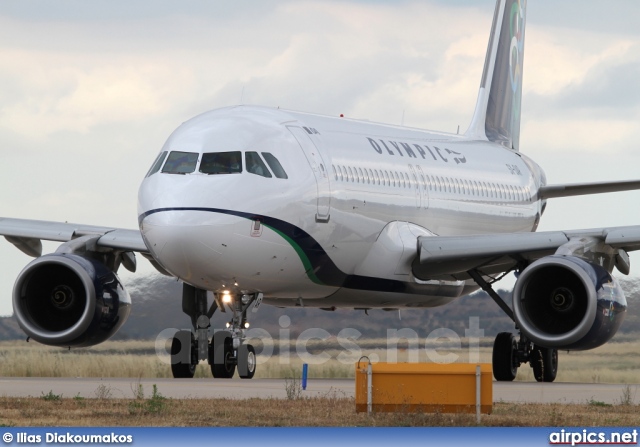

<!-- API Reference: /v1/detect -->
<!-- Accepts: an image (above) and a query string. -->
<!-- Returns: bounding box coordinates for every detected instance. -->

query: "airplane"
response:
[2,0,639,382]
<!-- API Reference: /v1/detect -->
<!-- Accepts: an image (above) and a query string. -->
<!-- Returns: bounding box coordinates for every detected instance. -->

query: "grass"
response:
[40,391,62,402]
[0,336,638,427]
[0,392,639,427]
[0,337,639,383]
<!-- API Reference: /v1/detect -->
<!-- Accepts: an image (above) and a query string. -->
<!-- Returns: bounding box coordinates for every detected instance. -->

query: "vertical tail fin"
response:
[466,0,527,151]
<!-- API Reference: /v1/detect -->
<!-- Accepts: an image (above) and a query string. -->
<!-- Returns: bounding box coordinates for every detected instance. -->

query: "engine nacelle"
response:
[12,253,131,348]
[513,255,626,351]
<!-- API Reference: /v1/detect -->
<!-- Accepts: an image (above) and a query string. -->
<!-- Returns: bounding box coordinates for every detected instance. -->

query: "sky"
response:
[1,0,640,317]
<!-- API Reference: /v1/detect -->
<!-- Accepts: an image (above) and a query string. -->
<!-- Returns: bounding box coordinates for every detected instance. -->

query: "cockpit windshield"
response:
[162,151,199,174]
[200,151,242,175]
[155,150,287,179]
[261,152,288,179]
[245,151,272,178]
[145,151,168,177]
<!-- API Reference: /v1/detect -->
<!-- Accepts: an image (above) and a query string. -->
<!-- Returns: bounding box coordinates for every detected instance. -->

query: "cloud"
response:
[1,0,640,317]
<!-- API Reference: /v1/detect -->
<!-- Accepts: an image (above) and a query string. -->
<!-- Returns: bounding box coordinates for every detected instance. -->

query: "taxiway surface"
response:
[0,378,637,404]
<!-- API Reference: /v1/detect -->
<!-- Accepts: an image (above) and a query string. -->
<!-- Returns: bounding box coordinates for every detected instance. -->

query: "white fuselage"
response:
[138,105,545,308]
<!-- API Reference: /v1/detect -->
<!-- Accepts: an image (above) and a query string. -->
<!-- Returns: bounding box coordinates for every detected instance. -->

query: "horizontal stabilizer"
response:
[539,180,640,200]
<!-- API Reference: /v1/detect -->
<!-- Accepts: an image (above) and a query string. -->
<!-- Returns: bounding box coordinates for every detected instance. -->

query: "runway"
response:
[0,377,637,404]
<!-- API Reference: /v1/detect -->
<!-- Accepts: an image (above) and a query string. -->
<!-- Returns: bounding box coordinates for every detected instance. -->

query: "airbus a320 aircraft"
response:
[2,0,639,382]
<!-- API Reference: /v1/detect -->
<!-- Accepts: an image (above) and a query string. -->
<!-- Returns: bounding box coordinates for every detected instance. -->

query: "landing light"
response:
[244,322,250,329]
[225,322,231,328]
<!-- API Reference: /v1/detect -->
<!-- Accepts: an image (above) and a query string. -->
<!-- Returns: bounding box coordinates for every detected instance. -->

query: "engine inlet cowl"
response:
[12,253,131,348]
[513,255,626,351]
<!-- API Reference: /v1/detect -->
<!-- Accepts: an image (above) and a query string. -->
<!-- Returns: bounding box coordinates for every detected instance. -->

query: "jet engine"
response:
[12,253,131,348]
[513,255,626,350]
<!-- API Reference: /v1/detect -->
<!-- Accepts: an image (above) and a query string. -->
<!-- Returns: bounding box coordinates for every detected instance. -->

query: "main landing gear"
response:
[469,270,559,383]
[170,284,261,379]
[492,332,558,382]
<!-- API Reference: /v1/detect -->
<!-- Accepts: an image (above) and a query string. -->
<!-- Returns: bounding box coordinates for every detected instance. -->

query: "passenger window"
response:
[358,168,364,183]
[374,170,380,185]
[199,151,242,175]
[146,151,168,177]
[245,152,272,178]
[262,152,288,179]
[163,151,199,174]
[341,166,348,181]
[419,173,426,190]
[332,165,338,181]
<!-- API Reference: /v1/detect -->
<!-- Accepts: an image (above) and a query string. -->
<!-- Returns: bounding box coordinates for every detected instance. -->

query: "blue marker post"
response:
[302,363,308,390]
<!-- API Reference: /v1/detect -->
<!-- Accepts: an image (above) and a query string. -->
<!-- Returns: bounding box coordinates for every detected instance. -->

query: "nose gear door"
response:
[287,126,331,222]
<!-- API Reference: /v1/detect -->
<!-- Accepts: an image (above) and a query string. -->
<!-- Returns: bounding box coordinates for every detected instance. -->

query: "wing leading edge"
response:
[0,217,148,257]
[413,225,640,281]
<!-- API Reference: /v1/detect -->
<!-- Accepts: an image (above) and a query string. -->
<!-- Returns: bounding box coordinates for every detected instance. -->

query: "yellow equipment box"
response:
[355,362,492,414]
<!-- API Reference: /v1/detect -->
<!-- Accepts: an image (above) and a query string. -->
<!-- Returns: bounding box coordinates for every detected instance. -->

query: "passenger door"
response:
[287,126,331,222]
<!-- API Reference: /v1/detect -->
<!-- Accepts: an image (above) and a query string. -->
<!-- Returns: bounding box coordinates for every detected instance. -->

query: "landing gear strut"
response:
[169,284,261,379]
[469,269,558,383]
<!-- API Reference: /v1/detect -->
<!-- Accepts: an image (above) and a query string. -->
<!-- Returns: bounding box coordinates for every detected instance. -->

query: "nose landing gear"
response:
[169,283,260,379]
[211,292,259,379]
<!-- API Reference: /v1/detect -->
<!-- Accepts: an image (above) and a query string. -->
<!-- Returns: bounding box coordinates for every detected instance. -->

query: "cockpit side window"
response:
[146,151,168,177]
[200,151,242,174]
[261,152,288,179]
[162,151,199,174]
[245,152,272,178]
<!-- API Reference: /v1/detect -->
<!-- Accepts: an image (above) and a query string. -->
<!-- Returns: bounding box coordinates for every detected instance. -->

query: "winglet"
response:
[466,0,527,151]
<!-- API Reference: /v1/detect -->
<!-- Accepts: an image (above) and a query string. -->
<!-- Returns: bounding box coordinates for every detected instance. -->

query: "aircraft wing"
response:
[0,217,148,257]
[412,225,640,281]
